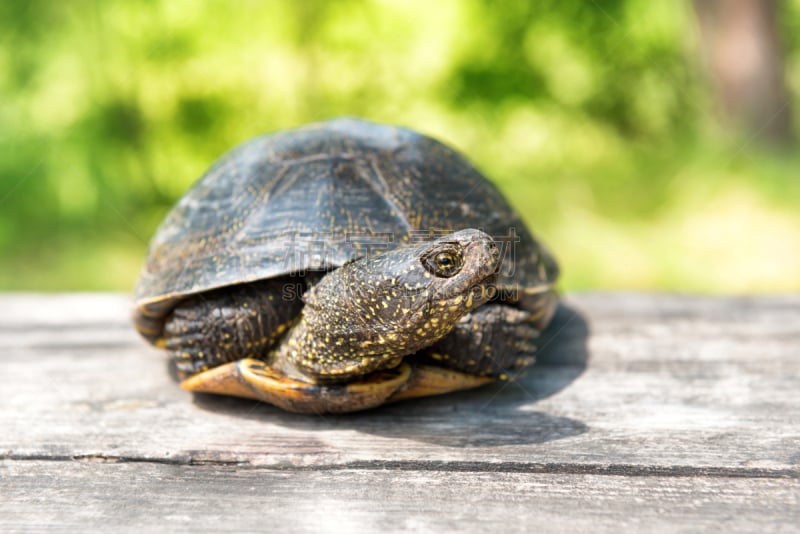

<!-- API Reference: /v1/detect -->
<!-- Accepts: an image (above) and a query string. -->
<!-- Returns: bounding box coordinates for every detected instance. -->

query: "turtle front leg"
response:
[415,304,542,378]
[163,279,305,380]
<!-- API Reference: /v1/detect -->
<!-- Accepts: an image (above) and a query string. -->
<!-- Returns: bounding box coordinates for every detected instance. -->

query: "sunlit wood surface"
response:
[1,293,798,532]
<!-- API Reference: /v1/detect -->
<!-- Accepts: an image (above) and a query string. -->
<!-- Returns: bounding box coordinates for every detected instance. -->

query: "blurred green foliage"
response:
[1,0,799,292]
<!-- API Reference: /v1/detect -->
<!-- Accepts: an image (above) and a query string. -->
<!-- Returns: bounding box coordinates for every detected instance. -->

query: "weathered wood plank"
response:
[1,293,798,473]
[2,293,799,531]
[2,461,798,533]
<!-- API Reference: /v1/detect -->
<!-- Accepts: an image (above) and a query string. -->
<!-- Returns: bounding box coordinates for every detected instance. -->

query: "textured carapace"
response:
[133,118,557,340]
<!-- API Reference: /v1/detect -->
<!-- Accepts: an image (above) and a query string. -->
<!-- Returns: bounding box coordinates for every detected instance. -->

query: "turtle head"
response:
[278,229,501,382]
[369,228,501,323]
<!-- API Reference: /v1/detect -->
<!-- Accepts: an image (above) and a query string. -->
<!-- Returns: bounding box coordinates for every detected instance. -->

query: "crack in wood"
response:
[2,454,797,479]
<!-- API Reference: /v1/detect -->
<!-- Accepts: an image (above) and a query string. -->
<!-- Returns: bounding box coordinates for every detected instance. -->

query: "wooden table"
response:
[1,293,798,532]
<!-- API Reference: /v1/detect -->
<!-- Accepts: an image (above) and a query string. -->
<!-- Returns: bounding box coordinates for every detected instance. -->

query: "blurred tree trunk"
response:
[693,0,793,146]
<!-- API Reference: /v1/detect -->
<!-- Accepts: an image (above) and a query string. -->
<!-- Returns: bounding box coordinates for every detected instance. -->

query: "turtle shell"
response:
[133,118,558,339]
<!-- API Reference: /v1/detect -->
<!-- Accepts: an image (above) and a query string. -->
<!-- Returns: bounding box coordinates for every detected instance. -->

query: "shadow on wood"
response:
[191,302,590,448]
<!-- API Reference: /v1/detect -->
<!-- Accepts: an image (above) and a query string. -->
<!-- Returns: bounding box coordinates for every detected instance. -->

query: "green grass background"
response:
[2,0,799,293]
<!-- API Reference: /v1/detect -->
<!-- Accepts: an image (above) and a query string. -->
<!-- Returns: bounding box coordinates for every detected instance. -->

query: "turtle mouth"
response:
[465,279,498,309]
[435,266,498,311]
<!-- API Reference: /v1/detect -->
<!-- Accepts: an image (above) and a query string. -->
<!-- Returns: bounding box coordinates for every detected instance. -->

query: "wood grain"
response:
[3,461,798,532]
[1,293,798,531]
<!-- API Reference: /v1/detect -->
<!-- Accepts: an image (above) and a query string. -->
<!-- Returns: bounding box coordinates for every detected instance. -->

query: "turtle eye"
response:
[423,246,464,278]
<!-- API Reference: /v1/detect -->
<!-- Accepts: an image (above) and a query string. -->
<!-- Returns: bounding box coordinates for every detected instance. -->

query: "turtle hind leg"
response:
[412,303,541,378]
[163,279,304,381]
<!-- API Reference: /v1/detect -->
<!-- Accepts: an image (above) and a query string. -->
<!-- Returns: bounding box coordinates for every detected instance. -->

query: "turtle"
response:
[133,118,559,413]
